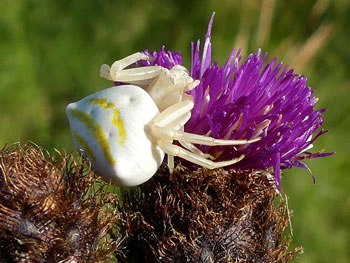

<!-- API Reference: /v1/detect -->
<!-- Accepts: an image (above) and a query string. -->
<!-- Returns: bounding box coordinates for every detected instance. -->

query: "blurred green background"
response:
[0,0,349,262]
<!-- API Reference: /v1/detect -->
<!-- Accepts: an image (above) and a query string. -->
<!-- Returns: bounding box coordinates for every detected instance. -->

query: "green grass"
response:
[0,0,349,261]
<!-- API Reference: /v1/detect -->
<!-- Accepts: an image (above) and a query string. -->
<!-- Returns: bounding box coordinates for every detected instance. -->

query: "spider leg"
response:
[151,100,194,127]
[179,141,215,160]
[167,154,175,173]
[151,99,259,148]
[101,63,156,87]
[162,114,216,171]
[100,52,167,83]
[101,65,164,83]
[110,52,151,72]
[153,127,261,146]
[186,80,200,91]
[101,52,152,80]
[158,141,245,170]
[110,52,152,69]
[163,111,191,131]
[176,125,214,159]
[100,64,114,81]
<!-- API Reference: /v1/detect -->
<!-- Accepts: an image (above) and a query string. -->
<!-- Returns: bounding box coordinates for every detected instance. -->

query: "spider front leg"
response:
[179,140,215,160]
[149,100,260,172]
[100,52,164,85]
[150,100,261,146]
[158,141,245,170]
[167,132,216,172]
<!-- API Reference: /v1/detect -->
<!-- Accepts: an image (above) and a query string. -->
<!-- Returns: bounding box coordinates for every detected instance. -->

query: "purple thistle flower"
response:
[140,46,183,69]
[139,14,333,189]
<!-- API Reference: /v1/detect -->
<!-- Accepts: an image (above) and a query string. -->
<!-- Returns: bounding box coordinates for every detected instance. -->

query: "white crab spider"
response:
[66,52,260,187]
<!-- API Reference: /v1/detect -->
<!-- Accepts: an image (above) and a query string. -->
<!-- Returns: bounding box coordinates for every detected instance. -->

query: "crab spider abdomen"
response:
[66,85,164,186]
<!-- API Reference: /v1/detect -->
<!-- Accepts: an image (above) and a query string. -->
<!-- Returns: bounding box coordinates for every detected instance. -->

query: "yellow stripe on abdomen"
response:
[69,109,116,165]
[112,108,127,145]
[88,98,115,109]
[74,132,97,162]
[89,98,127,145]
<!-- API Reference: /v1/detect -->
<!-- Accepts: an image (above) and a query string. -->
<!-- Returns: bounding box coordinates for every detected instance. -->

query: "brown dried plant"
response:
[0,143,125,263]
[0,143,302,263]
[117,164,302,263]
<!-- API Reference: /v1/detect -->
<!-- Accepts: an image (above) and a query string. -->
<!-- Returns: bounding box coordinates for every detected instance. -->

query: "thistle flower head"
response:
[141,46,183,69]
[140,14,332,189]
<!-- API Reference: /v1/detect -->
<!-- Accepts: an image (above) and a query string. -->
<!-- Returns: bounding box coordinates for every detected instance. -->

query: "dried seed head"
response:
[0,143,125,263]
[117,164,301,263]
